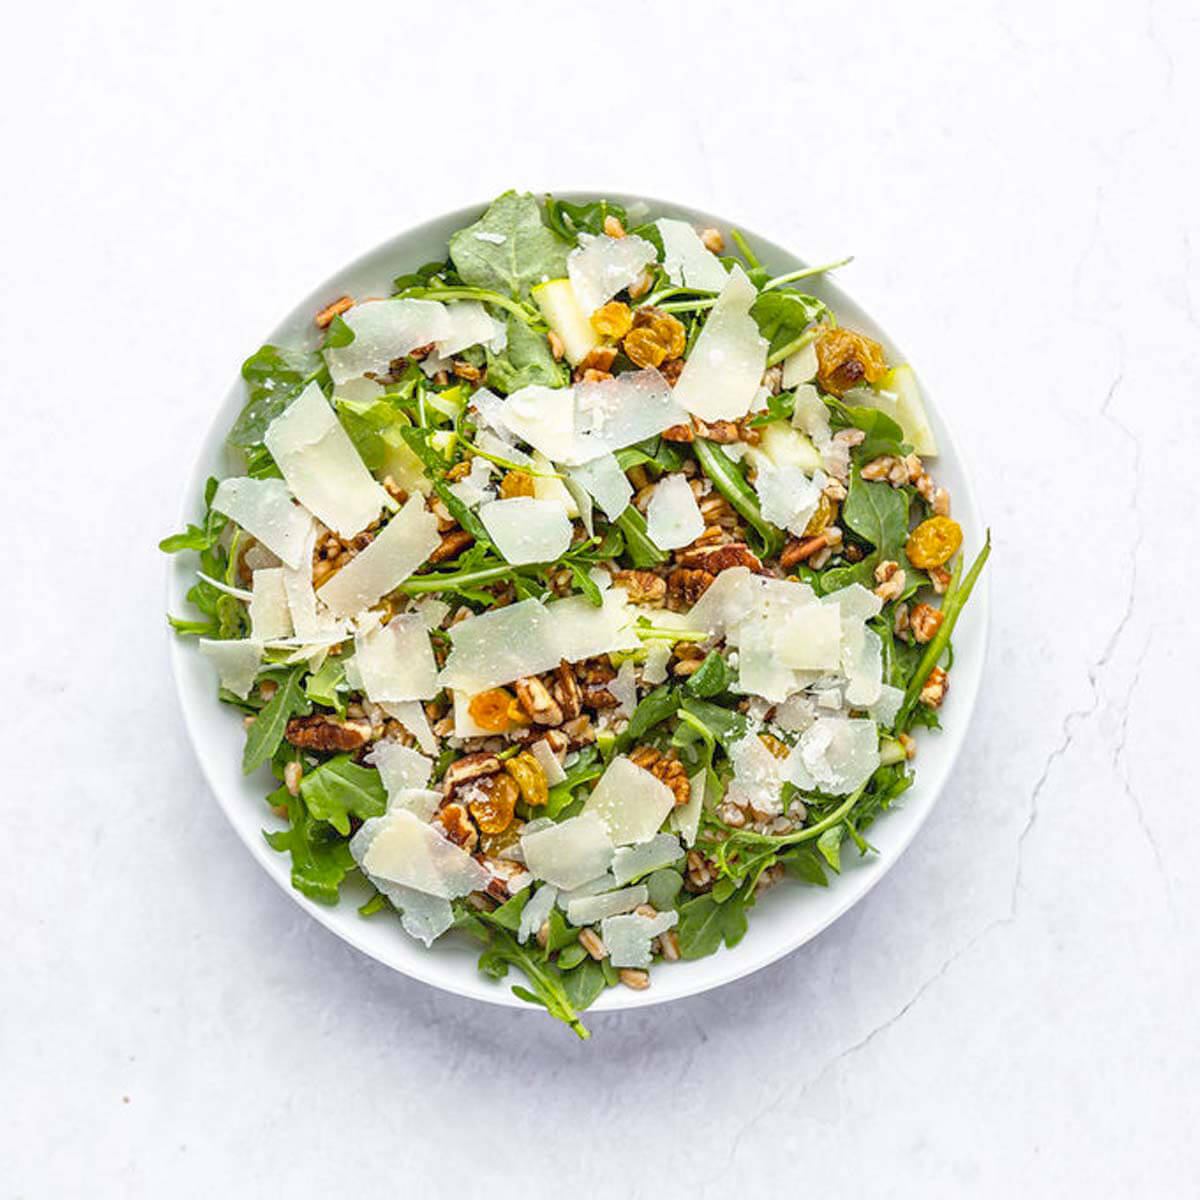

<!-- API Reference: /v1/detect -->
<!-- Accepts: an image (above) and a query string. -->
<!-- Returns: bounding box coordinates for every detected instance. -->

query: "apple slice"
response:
[532,278,600,366]
[878,365,938,456]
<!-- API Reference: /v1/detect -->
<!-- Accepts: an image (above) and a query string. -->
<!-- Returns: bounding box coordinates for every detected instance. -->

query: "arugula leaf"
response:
[304,656,347,714]
[830,400,906,460]
[750,291,828,362]
[614,436,686,476]
[783,848,830,887]
[693,439,785,560]
[474,925,590,1039]
[620,685,680,747]
[614,506,668,568]
[817,826,844,873]
[448,192,571,300]
[263,789,354,905]
[335,392,415,471]
[677,697,748,750]
[229,344,323,449]
[481,887,531,933]
[677,892,749,960]
[486,316,568,393]
[684,651,733,699]
[159,524,213,553]
[242,667,311,774]
[841,468,910,557]
[561,959,610,1010]
[297,755,386,836]
[543,195,627,241]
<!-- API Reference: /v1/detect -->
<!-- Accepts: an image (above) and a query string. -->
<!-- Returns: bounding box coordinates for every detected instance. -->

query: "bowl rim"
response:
[167,190,989,1015]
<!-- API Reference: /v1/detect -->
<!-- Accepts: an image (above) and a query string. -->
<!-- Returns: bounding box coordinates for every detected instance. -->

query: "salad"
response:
[163,191,988,1038]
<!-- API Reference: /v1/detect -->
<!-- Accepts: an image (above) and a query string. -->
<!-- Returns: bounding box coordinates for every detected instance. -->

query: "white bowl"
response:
[167,193,989,1014]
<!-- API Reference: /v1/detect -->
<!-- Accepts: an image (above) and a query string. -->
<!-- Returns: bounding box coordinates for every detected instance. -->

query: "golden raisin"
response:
[759,733,790,760]
[468,773,519,833]
[468,688,515,732]
[591,301,633,339]
[506,698,531,727]
[479,821,523,858]
[504,751,549,807]
[499,470,535,498]
[803,493,837,537]
[905,516,963,569]
[815,327,887,397]
[649,312,686,359]
[624,326,668,369]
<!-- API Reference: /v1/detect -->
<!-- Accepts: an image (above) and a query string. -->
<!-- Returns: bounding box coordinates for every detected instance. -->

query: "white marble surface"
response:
[4,1,1198,1195]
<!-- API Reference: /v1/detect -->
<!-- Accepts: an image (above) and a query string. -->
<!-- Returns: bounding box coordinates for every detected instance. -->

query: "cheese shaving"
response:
[567,232,657,314]
[324,299,453,384]
[655,218,729,291]
[211,476,312,570]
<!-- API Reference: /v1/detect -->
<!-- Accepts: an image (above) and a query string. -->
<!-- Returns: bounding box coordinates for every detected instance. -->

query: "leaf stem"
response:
[729,229,760,268]
[762,256,853,291]
[765,324,822,368]
[692,439,784,559]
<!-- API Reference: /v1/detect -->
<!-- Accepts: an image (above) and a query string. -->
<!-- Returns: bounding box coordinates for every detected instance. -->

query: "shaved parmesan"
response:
[601,910,678,969]
[478,497,572,565]
[844,625,883,707]
[264,382,390,537]
[582,756,676,846]
[518,884,559,944]
[672,266,768,421]
[389,886,455,946]
[435,301,507,358]
[655,218,729,291]
[645,473,705,551]
[567,884,648,926]
[499,371,687,466]
[324,299,452,384]
[387,788,440,822]
[775,604,842,671]
[317,496,440,618]
[609,659,637,717]
[199,637,262,700]
[642,642,671,684]
[439,592,638,692]
[447,455,495,509]
[413,597,451,629]
[248,568,292,640]
[774,694,817,733]
[753,463,825,537]
[519,813,614,890]
[735,618,799,703]
[793,717,880,795]
[782,342,819,388]
[379,700,438,755]
[211,477,312,570]
[567,233,657,314]
[821,582,883,622]
[870,684,904,728]
[529,738,566,786]
[791,383,830,441]
[611,833,683,886]
[727,730,788,816]
[683,567,755,638]
[368,739,433,796]
[353,809,489,898]
[567,452,632,520]
[671,772,705,847]
[557,872,617,908]
[355,615,437,702]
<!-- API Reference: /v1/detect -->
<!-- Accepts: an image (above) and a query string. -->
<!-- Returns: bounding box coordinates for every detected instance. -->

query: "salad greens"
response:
[163,191,987,1038]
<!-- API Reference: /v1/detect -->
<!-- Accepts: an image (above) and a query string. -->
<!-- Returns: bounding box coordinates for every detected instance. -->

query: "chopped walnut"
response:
[928,565,952,595]
[873,560,906,604]
[314,295,353,329]
[441,752,501,798]
[667,567,715,609]
[660,422,695,443]
[551,661,583,721]
[428,529,474,564]
[628,270,653,300]
[659,357,685,387]
[581,686,618,709]
[674,542,761,573]
[685,849,715,893]
[692,417,740,444]
[561,714,595,748]
[515,675,564,726]
[860,455,899,482]
[909,602,945,644]
[435,802,478,851]
[574,657,616,685]
[699,227,724,253]
[920,666,949,709]
[761,364,783,395]
[575,345,617,374]
[893,602,911,637]
[603,214,625,238]
[781,527,840,568]
[285,714,372,752]
[611,569,667,605]
[546,329,565,360]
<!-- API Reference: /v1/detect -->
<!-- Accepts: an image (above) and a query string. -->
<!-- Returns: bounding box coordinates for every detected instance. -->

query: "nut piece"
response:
[434,802,478,851]
[618,968,650,990]
[660,422,694,443]
[692,417,740,444]
[285,714,373,752]
[481,856,529,901]
[699,227,725,254]
[928,565,952,595]
[667,567,715,609]
[515,675,565,727]
[781,528,839,568]
[441,752,502,798]
[546,329,565,361]
[685,849,715,893]
[550,661,583,721]
[428,529,475,564]
[674,542,762,573]
[908,602,945,644]
[920,666,949,709]
[873,560,906,604]
[603,214,625,238]
[611,569,667,605]
[283,760,304,797]
[578,927,608,960]
[314,295,353,328]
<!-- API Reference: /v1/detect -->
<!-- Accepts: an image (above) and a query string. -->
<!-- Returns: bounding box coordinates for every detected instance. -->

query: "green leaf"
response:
[304,655,347,714]
[783,848,829,887]
[841,468,910,559]
[263,789,354,905]
[817,826,844,873]
[692,439,785,560]
[620,685,680,748]
[486,315,569,393]
[561,959,610,1010]
[614,506,668,568]
[684,651,733,699]
[646,868,684,910]
[474,926,590,1039]
[242,667,311,774]
[677,697,748,750]
[750,291,828,360]
[448,191,572,300]
[543,195,628,241]
[335,392,414,472]
[159,524,212,553]
[297,755,387,836]
[556,943,588,970]
[677,893,748,960]
[229,344,322,450]
[482,887,531,933]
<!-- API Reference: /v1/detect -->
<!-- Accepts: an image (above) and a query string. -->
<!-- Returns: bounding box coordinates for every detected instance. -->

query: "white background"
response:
[4,1,1198,1196]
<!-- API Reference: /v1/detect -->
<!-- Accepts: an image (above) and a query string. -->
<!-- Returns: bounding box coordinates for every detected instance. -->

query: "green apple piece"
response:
[752,421,822,474]
[532,278,600,366]
[381,440,433,496]
[879,365,938,456]
[530,450,579,518]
